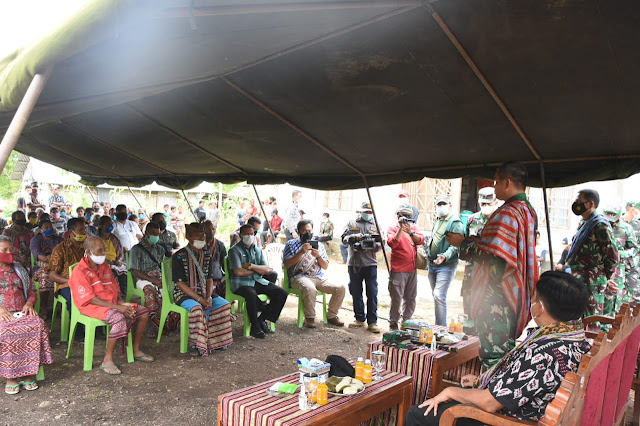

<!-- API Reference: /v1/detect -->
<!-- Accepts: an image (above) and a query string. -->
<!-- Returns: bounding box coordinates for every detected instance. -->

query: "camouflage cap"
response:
[478,187,495,202]
[396,203,413,215]
[602,204,622,222]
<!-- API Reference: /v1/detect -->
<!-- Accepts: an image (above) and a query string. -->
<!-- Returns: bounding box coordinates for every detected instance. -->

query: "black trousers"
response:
[234,280,288,325]
[405,401,483,426]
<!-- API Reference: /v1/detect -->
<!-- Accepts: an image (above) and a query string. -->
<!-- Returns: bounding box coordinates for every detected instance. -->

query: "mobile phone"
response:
[13,312,24,319]
[309,240,319,249]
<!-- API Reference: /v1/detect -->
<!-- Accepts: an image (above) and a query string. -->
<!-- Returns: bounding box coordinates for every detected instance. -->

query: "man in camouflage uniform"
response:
[603,205,639,313]
[461,187,499,326]
[562,190,619,327]
[623,200,640,242]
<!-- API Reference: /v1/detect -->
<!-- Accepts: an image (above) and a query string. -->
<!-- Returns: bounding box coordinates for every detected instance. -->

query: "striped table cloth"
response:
[369,327,481,405]
[219,369,405,426]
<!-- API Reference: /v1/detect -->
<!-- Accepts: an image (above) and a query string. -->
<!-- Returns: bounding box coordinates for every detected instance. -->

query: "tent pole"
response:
[252,184,276,244]
[218,182,223,209]
[181,189,199,222]
[539,162,554,269]
[126,185,144,210]
[0,66,53,174]
[363,177,390,273]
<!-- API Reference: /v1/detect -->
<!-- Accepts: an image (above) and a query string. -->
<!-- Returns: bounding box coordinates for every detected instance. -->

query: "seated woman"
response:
[406,271,591,425]
[0,236,53,394]
[172,223,233,357]
[68,236,153,375]
[29,219,64,317]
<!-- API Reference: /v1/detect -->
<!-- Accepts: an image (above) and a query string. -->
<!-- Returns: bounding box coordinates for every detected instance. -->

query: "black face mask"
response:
[571,201,587,216]
[301,232,314,242]
[116,212,128,221]
[158,221,167,231]
[14,219,26,226]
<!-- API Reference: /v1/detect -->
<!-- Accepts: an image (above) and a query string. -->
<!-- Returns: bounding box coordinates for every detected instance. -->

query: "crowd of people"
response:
[1,167,638,424]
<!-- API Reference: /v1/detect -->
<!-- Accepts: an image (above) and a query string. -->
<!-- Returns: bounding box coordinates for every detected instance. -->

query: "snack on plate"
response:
[328,376,365,395]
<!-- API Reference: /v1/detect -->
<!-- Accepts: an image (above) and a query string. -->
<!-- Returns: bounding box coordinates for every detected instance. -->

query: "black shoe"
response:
[251,324,266,339]
[260,320,275,334]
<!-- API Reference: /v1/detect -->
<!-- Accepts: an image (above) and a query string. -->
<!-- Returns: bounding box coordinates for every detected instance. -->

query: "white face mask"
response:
[436,205,450,217]
[88,251,106,265]
[480,205,495,216]
[242,235,255,246]
[191,239,206,249]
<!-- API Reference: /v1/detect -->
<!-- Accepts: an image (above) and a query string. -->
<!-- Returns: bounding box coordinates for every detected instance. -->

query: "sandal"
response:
[134,354,155,363]
[19,381,39,391]
[188,345,202,358]
[4,384,20,395]
[99,365,122,375]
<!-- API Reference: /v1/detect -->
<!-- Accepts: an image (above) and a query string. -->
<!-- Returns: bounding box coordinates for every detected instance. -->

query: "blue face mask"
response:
[105,225,114,233]
[360,213,372,221]
[139,214,146,220]
[60,211,67,217]
[42,229,55,237]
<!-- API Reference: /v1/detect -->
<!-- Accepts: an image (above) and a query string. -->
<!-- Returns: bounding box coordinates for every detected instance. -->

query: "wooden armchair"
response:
[440,304,640,426]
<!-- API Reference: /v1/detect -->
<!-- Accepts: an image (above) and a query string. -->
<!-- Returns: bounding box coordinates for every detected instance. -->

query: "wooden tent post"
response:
[539,162,554,268]
[181,188,199,222]
[363,177,390,273]
[0,66,53,173]
[126,185,144,209]
[252,184,276,243]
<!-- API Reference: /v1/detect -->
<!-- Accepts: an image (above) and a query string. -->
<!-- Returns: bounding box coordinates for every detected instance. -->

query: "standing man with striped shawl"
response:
[446,162,538,369]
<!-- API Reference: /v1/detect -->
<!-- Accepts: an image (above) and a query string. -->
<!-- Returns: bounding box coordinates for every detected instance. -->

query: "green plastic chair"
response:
[282,267,328,328]
[125,251,146,306]
[30,253,41,313]
[50,281,70,342]
[156,257,189,353]
[65,262,134,371]
[224,257,275,337]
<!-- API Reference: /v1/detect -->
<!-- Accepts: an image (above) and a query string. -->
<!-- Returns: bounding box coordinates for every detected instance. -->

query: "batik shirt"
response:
[568,214,619,317]
[485,328,591,421]
[0,264,35,312]
[462,211,489,287]
[48,239,85,289]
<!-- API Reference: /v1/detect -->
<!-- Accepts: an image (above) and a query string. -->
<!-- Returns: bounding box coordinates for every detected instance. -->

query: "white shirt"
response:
[113,219,142,251]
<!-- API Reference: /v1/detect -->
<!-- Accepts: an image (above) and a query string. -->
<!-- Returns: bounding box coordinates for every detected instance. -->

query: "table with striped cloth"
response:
[218,369,408,426]
[369,326,482,405]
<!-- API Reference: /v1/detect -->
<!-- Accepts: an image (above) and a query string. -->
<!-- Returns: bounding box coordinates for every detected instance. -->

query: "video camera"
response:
[352,233,381,251]
[398,216,414,224]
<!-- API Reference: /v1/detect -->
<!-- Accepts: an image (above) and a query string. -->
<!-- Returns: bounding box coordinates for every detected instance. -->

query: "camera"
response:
[352,233,381,251]
[398,216,414,224]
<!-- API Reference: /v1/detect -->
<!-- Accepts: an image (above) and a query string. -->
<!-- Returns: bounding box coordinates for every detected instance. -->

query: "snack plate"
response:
[327,376,366,397]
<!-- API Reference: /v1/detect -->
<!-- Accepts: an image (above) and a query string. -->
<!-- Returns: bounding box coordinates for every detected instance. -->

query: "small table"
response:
[369,329,481,405]
[217,369,413,426]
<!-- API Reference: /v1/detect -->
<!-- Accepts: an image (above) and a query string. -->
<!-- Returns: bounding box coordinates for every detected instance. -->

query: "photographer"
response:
[386,204,425,331]
[283,220,345,328]
[341,202,382,333]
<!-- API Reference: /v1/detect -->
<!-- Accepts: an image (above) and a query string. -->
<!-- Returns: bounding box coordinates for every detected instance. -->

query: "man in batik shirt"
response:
[447,162,538,369]
[560,190,618,324]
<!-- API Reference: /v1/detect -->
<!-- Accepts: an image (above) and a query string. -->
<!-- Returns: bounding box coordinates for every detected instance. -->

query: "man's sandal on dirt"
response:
[134,354,155,363]
[99,365,122,375]
[5,384,20,395]
[19,381,39,391]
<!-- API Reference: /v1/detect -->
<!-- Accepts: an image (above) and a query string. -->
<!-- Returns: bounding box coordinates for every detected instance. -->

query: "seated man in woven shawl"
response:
[446,162,538,369]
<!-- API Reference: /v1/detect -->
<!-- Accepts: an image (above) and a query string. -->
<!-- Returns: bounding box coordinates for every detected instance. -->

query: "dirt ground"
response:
[4,260,635,425]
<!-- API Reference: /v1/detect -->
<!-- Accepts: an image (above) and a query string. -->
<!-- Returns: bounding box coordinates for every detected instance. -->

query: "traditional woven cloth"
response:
[470,193,538,338]
[104,306,149,340]
[188,303,233,356]
[0,315,53,379]
[32,267,55,292]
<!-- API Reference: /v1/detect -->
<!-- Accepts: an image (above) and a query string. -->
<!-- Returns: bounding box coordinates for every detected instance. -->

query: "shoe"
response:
[368,323,382,333]
[304,318,317,329]
[251,324,266,339]
[327,316,344,327]
[348,320,366,329]
[389,323,399,331]
[260,320,275,334]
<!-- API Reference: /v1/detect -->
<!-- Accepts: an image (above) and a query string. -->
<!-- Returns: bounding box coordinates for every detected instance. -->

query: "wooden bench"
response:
[440,303,640,425]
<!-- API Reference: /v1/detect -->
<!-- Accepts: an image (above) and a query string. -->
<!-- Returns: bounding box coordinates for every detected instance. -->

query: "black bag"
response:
[325,355,355,378]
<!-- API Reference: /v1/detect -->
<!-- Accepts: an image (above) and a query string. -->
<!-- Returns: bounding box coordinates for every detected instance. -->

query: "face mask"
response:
[43,229,56,237]
[88,251,106,265]
[191,239,206,249]
[480,205,495,216]
[242,235,255,246]
[360,213,372,221]
[301,232,314,242]
[139,214,146,220]
[72,231,87,242]
[61,211,67,217]
[436,205,450,217]
[531,300,544,320]
[104,225,114,233]
[158,221,167,231]
[29,217,38,225]
[51,213,60,220]
[15,219,27,226]
[116,212,127,221]
[322,218,328,222]
[571,201,587,216]
[0,253,14,264]
[148,235,159,245]
[205,232,214,240]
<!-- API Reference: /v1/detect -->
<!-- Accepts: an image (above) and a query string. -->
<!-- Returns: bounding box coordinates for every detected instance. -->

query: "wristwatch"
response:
[248,264,253,270]
[410,232,416,237]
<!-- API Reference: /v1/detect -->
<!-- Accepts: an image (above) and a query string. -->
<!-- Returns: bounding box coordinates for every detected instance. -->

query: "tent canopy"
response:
[1,0,639,190]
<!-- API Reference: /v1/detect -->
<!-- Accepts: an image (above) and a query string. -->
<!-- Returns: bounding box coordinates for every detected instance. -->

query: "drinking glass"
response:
[371,350,386,381]
[302,373,318,408]
[458,313,468,327]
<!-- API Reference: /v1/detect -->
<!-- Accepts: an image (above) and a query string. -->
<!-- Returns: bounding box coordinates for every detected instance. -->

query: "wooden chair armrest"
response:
[439,404,537,426]
[582,315,615,325]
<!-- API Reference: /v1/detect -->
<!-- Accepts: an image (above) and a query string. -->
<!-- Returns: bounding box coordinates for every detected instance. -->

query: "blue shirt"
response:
[283,238,329,279]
